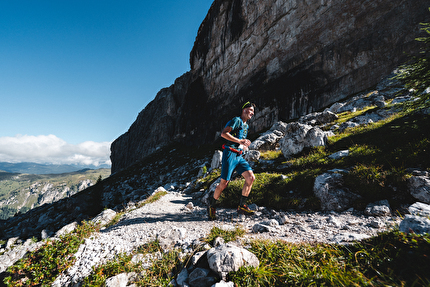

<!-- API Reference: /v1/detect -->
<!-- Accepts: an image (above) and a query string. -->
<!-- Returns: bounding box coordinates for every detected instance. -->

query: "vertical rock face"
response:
[190,0,429,116]
[111,0,430,172]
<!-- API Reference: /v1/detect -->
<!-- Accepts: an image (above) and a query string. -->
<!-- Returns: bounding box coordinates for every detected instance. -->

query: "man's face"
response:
[242,106,254,121]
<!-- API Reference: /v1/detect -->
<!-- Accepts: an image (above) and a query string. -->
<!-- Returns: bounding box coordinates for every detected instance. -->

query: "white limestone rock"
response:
[408,175,430,204]
[365,200,391,216]
[408,202,430,217]
[399,214,430,235]
[91,209,117,226]
[207,244,259,280]
[314,170,360,211]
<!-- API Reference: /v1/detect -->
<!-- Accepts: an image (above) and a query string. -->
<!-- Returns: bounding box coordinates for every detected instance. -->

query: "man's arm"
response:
[221,126,251,147]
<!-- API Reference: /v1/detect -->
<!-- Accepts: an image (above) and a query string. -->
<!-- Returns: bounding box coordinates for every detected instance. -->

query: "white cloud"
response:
[0,134,111,166]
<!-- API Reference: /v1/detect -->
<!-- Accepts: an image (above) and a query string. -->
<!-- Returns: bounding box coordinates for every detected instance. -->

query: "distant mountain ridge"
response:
[0,167,111,220]
[0,162,111,175]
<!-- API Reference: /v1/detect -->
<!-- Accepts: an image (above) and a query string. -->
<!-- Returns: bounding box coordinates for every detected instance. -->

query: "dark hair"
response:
[241,101,256,110]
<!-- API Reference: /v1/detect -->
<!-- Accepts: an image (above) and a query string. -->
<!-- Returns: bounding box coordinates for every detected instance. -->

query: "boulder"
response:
[207,244,259,280]
[392,96,415,104]
[55,221,78,238]
[399,214,430,235]
[276,214,290,225]
[176,268,189,286]
[326,102,346,114]
[105,273,129,287]
[313,170,360,211]
[252,219,280,233]
[298,111,338,126]
[5,237,19,250]
[353,109,393,125]
[337,92,378,113]
[338,121,360,132]
[213,281,235,287]
[157,226,187,250]
[244,150,260,162]
[331,233,371,244]
[279,123,327,158]
[408,202,430,217]
[41,229,52,239]
[249,122,286,151]
[210,150,223,170]
[191,251,207,266]
[0,239,43,273]
[408,175,430,204]
[188,268,216,287]
[91,209,117,226]
[364,200,391,216]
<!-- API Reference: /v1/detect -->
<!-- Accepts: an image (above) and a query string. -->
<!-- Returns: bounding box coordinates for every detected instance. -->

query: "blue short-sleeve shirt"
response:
[224,117,248,149]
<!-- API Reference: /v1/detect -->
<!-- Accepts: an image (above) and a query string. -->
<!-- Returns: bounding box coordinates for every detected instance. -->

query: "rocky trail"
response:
[50,190,400,286]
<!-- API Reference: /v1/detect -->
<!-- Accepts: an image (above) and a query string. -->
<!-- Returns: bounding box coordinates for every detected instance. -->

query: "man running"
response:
[208,101,256,220]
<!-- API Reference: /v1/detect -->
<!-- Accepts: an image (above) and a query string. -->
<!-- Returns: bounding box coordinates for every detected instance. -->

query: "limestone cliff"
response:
[111,0,430,173]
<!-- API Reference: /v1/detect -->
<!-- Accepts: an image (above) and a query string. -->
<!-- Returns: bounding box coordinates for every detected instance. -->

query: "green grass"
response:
[82,240,183,287]
[4,221,100,287]
[204,226,246,245]
[228,230,430,286]
[135,189,168,208]
[259,150,283,160]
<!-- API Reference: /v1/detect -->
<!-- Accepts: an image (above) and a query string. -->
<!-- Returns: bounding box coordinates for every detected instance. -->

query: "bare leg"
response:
[213,179,229,200]
[241,170,255,197]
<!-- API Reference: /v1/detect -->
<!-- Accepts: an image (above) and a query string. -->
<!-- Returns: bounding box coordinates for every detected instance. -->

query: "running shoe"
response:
[237,204,255,216]
[207,205,217,221]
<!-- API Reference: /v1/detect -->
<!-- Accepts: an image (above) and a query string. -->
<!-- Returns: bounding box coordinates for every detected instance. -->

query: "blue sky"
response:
[0,0,213,166]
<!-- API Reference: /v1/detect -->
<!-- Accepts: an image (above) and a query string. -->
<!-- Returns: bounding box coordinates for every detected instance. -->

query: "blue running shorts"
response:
[220,149,252,181]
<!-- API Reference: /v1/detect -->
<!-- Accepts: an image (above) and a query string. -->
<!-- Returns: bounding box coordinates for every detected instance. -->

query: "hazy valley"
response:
[0,162,111,175]
[0,168,110,220]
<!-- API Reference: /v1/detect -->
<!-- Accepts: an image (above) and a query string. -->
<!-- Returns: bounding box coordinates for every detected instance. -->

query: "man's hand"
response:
[221,126,251,147]
[239,139,251,147]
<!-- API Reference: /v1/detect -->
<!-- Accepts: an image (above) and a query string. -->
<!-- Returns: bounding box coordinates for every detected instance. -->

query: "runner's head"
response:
[241,101,256,122]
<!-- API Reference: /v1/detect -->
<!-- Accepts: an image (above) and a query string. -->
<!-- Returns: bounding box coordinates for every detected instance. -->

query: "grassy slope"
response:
[213,99,430,213]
